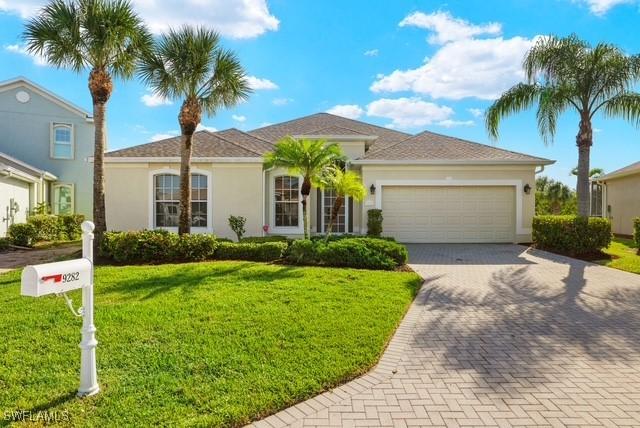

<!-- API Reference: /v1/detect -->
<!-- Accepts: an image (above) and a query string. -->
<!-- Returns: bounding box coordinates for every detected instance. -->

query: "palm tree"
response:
[486,34,640,216]
[138,26,251,234]
[321,167,366,238]
[264,137,345,239]
[24,0,152,248]
[546,180,573,214]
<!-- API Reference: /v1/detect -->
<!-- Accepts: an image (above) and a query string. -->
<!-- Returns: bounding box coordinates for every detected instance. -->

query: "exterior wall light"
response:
[524,183,531,194]
[369,184,376,195]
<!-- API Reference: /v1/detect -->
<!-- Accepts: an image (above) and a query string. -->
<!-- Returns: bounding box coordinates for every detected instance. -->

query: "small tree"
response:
[367,209,383,237]
[228,215,246,242]
[264,137,345,239]
[322,167,366,238]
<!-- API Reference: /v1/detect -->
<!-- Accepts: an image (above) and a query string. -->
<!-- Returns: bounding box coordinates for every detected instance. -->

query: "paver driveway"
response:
[253,244,640,428]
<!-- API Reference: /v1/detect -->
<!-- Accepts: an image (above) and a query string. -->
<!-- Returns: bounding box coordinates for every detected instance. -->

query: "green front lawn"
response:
[0,261,421,427]
[596,237,640,274]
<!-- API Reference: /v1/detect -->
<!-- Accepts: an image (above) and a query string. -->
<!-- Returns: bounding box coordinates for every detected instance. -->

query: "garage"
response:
[381,186,516,243]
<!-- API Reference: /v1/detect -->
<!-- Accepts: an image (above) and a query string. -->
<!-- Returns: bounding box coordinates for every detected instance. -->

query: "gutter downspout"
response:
[534,165,545,175]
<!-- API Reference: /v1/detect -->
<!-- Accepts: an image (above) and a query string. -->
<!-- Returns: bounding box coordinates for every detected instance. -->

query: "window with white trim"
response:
[154,173,208,228]
[274,176,299,227]
[51,123,73,159]
[53,183,74,215]
[322,189,346,233]
[590,182,603,217]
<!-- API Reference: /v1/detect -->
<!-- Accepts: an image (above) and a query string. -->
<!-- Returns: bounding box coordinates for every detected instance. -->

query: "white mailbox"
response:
[21,258,92,297]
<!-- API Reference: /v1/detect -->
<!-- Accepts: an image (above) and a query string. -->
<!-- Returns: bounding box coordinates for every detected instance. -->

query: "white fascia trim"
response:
[0,152,58,180]
[374,179,531,236]
[0,77,93,121]
[102,157,263,164]
[147,167,214,234]
[596,168,640,182]
[292,134,378,141]
[353,159,555,166]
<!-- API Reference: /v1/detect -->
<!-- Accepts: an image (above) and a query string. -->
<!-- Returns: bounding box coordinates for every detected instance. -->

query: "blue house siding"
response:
[0,78,94,218]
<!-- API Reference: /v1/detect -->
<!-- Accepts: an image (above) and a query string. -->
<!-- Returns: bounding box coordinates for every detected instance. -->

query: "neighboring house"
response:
[0,152,57,236]
[592,161,640,236]
[0,77,94,220]
[104,113,554,243]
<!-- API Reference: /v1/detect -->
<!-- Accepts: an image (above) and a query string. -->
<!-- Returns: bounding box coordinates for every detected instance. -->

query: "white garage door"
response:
[381,186,515,243]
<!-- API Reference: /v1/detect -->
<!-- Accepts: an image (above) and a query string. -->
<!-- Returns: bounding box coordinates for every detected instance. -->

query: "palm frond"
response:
[524,34,587,84]
[603,92,640,127]
[199,49,252,115]
[323,167,366,202]
[536,85,572,145]
[485,83,541,139]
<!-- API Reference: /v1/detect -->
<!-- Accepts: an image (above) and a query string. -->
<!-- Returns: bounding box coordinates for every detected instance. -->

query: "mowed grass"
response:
[596,237,640,274]
[0,261,421,427]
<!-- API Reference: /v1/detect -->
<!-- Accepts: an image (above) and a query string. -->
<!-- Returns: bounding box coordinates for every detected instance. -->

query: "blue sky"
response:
[1,0,639,185]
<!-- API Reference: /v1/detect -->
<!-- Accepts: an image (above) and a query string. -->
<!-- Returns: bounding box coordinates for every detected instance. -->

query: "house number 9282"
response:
[62,272,80,283]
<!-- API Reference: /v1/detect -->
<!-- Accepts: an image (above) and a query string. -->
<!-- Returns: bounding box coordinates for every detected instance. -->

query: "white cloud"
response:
[4,43,47,66]
[150,130,179,141]
[140,91,172,107]
[578,0,635,15]
[364,49,379,57]
[272,97,293,106]
[326,104,365,119]
[399,11,501,45]
[371,36,536,100]
[436,119,474,128]
[259,122,273,127]
[246,75,279,90]
[197,124,217,132]
[467,108,484,118]
[365,97,454,129]
[0,0,279,39]
[232,114,247,122]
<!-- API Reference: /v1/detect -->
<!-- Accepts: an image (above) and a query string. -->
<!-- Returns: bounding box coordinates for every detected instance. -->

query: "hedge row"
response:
[7,214,84,247]
[532,215,612,256]
[100,230,288,264]
[286,238,407,270]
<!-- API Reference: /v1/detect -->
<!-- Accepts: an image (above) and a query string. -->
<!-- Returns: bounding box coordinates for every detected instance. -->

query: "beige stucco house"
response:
[104,113,554,243]
[592,161,640,236]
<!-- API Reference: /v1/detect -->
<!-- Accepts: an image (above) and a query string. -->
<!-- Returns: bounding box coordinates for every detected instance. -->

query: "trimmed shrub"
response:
[0,237,11,252]
[228,215,247,242]
[311,234,396,243]
[8,223,37,247]
[532,215,612,256]
[241,235,291,244]
[27,215,61,241]
[215,241,287,262]
[633,217,640,254]
[59,214,85,240]
[367,209,383,237]
[174,234,219,261]
[101,230,181,263]
[286,238,407,270]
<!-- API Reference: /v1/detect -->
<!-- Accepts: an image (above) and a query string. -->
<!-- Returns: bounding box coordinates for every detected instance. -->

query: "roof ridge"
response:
[250,112,327,133]
[363,133,415,158]
[319,112,412,137]
[208,130,264,156]
[219,128,275,146]
[309,124,371,135]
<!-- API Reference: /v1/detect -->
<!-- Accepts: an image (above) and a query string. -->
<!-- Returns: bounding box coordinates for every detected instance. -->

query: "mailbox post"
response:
[20,220,99,397]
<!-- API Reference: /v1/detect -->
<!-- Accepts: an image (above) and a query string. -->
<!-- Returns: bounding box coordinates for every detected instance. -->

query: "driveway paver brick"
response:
[251,244,640,427]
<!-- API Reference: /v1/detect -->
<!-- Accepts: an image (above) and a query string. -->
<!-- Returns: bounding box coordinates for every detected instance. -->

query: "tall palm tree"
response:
[138,26,251,234]
[264,137,345,239]
[24,0,152,248]
[486,34,640,216]
[321,167,366,238]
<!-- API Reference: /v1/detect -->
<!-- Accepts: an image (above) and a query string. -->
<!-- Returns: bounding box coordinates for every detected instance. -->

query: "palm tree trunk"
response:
[88,68,113,252]
[576,114,593,217]
[301,177,311,239]
[177,98,201,235]
[178,133,193,235]
[326,195,344,239]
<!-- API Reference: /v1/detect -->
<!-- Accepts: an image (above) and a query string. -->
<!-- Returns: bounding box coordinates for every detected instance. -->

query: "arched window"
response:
[51,123,73,159]
[274,176,299,227]
[154,173,208,228]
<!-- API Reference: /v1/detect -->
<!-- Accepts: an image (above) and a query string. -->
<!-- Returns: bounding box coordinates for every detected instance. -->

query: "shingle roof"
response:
[303,125,373,137]
[105,129,269,158]
[598,161,640,181]
[249,113,409,151]
[361,130,554,164]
